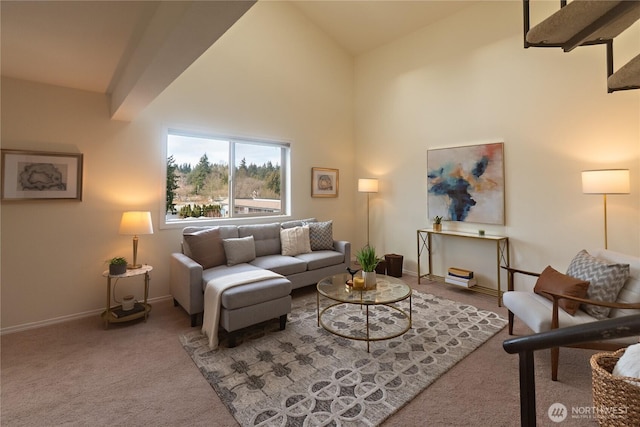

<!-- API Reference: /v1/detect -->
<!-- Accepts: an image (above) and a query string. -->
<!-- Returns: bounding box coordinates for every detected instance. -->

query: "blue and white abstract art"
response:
[427,142,505,225]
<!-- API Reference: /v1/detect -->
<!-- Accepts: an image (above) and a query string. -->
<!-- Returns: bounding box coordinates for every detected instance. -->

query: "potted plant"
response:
[433,216,443,232]
[108,257,128,275]
[356,245,382,289]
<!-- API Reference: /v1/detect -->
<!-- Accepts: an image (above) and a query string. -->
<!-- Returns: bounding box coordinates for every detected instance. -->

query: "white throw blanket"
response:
[202,270,284,349]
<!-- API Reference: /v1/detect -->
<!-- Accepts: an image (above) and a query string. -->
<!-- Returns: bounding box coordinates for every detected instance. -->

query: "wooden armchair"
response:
[502,249,640,381]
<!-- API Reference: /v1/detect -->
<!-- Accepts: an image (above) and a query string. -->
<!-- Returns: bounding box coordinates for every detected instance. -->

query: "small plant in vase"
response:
[355,245,382,290]
[433,216,443,232]
[108,257,128,275]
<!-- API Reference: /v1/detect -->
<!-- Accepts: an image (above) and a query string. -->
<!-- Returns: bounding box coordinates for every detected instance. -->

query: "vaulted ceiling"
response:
[1,0,256,121]
[0,0,474,121]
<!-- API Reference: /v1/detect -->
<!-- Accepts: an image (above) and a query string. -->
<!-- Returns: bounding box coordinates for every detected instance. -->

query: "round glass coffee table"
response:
[317,273,412,352]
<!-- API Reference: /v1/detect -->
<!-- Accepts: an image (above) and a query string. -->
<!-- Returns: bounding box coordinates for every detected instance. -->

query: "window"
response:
[166,130,289,224]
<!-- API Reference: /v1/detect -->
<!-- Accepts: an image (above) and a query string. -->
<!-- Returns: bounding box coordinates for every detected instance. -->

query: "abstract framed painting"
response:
[311,167,338,198]
[427,142,504,225]
[1,149,83,201]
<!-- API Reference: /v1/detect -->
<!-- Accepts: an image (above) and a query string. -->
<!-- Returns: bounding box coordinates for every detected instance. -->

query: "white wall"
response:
[2,0,639,331]
[0,1,355,331]
[354,1,640,290]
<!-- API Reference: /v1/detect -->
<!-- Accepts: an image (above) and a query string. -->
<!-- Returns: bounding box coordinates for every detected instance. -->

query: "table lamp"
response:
[582,169,630,249]
[119,211,154,269]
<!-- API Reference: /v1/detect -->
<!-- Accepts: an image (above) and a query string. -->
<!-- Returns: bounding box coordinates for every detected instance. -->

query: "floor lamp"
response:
[582,169,630,249]
[358,178,379,246]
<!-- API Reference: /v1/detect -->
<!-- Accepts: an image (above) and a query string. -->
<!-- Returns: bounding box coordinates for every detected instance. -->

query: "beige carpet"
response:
[181,289,506,426]
[1,276,598,426]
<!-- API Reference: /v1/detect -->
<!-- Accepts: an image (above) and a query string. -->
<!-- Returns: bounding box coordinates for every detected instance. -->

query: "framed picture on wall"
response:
[1,149,83,201]
[427,142,504,225]
[311,167,339,198]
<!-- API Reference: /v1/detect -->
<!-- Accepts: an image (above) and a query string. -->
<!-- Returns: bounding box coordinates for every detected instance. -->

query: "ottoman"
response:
[218,275,292,347]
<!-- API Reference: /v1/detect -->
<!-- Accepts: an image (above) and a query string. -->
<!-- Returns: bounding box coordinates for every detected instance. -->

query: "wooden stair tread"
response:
[608,53,640,90]
[526,0,640,50]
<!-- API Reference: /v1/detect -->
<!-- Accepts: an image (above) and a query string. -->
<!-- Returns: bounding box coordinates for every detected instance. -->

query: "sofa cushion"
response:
[239,223,281,257]
[223,236,256,266]
[201,263,264,288]
[295,250,344,271]
[281,218,316,229]
[182,227,226,269]
[533,265,590,316]
[280,226,311,256]
[250,254,307,276]
[566,249,630,319]
[220,277,292,310]
[184,225,238,239]
[306,220,334,251]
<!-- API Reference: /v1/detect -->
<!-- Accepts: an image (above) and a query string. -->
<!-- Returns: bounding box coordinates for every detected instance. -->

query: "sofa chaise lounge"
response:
[170,219,350,345]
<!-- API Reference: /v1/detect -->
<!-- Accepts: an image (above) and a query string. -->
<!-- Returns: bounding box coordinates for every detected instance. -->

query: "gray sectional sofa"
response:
[169,219,350,343]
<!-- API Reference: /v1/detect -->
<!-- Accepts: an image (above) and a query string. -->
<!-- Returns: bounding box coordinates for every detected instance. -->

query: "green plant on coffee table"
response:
[356,245,382,272]
[433,215,443,224]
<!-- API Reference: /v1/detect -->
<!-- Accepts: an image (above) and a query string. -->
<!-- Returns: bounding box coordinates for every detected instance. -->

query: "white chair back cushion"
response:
[591,249,640,318]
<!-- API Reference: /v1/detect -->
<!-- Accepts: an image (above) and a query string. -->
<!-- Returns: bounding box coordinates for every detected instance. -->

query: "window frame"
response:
[162,128,291,229]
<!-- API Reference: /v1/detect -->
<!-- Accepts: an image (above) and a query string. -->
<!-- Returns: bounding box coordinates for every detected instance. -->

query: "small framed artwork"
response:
[1,149,83,201]
[311,167,339,198]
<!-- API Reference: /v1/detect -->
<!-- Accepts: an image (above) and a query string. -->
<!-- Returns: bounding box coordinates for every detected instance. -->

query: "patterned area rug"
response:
[180,290,506,426]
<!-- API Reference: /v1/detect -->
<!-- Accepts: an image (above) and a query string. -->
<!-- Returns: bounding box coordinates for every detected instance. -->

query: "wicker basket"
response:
[590,348,640,427]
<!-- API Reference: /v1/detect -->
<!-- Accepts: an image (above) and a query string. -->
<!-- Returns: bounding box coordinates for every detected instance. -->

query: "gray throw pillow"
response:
[182,227,226,269]
[566,249,630,319]
[306,220,334,251]
[222,236,256,266]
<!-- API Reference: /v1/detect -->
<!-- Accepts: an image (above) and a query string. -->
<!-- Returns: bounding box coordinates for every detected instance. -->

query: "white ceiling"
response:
[291,1,473,55]
[0,0,473,119]
[1,1,157,94]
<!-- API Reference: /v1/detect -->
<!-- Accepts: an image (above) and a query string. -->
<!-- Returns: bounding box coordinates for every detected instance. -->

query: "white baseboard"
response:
[2,272,417,335]
[1,295,174,335]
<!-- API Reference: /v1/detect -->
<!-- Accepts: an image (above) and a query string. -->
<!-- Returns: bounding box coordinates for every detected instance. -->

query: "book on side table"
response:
[111,302,145,318]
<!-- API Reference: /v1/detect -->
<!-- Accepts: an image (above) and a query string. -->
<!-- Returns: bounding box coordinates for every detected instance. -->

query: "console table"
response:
[417,229,509,306]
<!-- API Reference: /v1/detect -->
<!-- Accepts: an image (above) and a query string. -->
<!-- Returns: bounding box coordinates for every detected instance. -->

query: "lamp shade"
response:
[119,211,154,235]
[358,178,379,193]
[582,169,630,194]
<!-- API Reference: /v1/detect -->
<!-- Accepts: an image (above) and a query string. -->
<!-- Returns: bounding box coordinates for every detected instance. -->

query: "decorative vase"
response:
[109,264,127,275]
[363,271,377,290]
[122,295,135,311]
[433,223,442,232]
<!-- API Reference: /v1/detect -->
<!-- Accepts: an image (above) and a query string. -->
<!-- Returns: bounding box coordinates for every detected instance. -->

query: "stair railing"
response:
[503,314,640,427]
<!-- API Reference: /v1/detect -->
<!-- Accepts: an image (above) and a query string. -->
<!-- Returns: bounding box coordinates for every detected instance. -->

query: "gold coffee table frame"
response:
[317,273,412,352]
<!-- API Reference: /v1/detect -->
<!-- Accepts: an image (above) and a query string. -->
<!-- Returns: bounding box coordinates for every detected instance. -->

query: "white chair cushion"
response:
[503,291,638,345]
[503,291,596,333]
